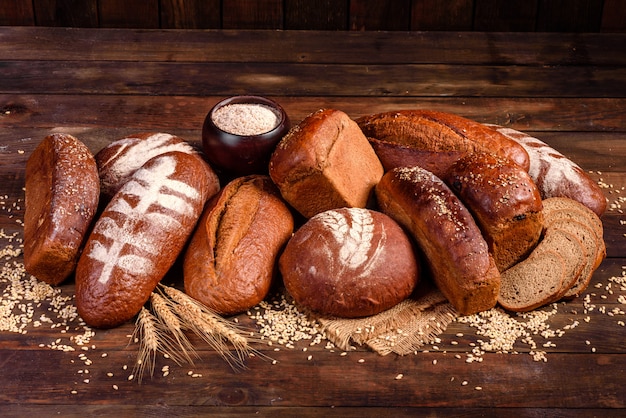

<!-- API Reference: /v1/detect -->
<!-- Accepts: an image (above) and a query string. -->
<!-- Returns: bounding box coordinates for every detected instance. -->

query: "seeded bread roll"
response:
[280,207,420,318]
[24,133,100,285]
[375,166,501,315]
[356,110,530,174]
[96,132,214,200]
[442,151,544,270]
[269,109,384,218]
[184,175,294,315]
[76,151,219,328]
[485,125,607,216]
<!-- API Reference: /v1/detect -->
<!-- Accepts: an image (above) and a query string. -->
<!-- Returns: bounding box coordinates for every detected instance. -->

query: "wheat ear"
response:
[149,292,197,366]
[131,306,161,383]
[159,284,257,369]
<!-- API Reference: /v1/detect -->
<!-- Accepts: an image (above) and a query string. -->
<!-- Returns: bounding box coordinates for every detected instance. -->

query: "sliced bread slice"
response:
[550,219,599,299]
[498,250,565,312]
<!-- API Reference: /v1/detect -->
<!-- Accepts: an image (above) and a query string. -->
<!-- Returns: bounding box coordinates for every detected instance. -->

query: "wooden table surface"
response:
[1,27,625,417]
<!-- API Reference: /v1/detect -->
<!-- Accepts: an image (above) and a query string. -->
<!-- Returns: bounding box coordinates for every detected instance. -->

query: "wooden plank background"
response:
[0,0,625,32]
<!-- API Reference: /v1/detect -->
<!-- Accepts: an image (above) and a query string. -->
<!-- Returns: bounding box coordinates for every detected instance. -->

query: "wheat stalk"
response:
[130,306,161,383]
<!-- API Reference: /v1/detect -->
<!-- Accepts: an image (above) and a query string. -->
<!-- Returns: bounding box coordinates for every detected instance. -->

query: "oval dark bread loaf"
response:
[95,132,213,200]
[279,207,420,318]
[269,109,384,218]
[485,124,607,217]
[24,133,100,285]
[375,166,501,316]
[183,175,294,315]
[75,151,219,328]
[356,110,530,174]
[442,151,544,271]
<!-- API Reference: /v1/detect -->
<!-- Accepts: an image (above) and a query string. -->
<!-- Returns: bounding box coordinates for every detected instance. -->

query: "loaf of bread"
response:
[95,132,210,200]
[183,175,294,315]
[279,207,420,318]
[356,110,530,173]
[269,109,384,218]
[375,166,501,315]
[23,133,100,285]
[485,124,607,217]
[75,151,219,328]
[442,151,544,271]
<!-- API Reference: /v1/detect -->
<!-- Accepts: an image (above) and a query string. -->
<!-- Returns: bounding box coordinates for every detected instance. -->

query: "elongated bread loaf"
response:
[375,166,501,315]
[356,110,530,173]
[24,133,100,285]
[183,175,294,315]
[75,151,219,328]
[485,124,607,216]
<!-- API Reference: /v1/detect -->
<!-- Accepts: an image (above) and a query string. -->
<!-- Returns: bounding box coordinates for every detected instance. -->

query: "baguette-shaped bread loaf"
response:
[183,175,294,315]
[96,132,207,200]
[356,110,530,173]
[442,151,544,270]
[24,133,100,285]
[376,166,501,315]
[269,109,384,218]
[75,151,219,328]
[485,125,607,216]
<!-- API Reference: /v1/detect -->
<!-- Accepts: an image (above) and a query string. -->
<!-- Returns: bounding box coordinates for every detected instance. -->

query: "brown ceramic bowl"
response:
[202,95,290,176]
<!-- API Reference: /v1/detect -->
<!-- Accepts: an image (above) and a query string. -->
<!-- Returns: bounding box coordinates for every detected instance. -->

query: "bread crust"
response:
[75,151,218,328]
[23,133,100,285]
[375,166,500,315]
[279,207,419,318]
[269,109,383,218]
[442,151,544,270]
[486,125,607,216]
[184,175,294,315]
[356,110,530,173]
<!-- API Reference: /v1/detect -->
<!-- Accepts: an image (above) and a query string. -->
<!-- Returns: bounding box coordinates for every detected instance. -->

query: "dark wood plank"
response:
[2,95,626,132]
[222,0,283,30]
[33,0,98,27]
[410,0,474,31]
[159,0,221,29]
[536,0,604,32]
[349,0,411,31]
[284,0,348,30]
[602,0,626,32]
[2,28,626,66]
[98,0,159,28]
[0,0,34,26]
[2,60,625,99]
[474,0,538,31]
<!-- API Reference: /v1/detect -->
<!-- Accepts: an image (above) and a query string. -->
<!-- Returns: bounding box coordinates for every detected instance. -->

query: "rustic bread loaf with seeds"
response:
[375,166,501,316]
[355,110,530,175]
[269,109,384,218]
[279,207,420,318]
[24,133,100,285]
[485,125,607,217]
[498,250,565,312]
[184,175,294,315]
[75,151,219,328]
[442,151,544,271]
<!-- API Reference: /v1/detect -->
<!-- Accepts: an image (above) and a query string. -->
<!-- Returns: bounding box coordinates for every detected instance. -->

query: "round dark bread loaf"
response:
[279,207,420,318]
[76,151,219,328]
[24,133,100,285]
[184,175,294,315]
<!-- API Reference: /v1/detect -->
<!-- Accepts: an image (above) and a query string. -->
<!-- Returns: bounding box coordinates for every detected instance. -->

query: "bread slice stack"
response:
[498,197,606,312]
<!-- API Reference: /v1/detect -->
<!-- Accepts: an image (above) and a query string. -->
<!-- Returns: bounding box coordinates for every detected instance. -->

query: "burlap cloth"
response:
[316,284,459,356]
